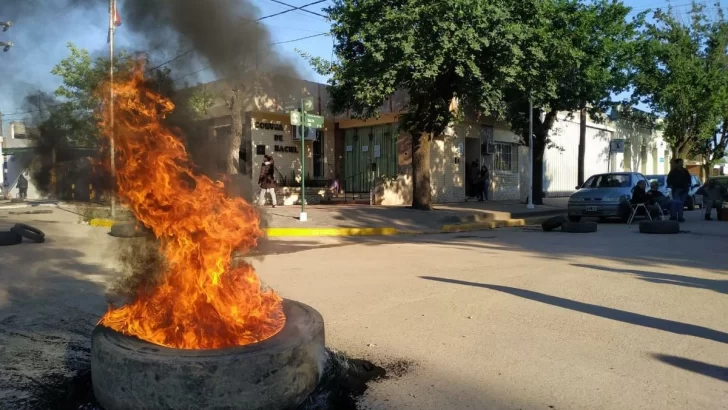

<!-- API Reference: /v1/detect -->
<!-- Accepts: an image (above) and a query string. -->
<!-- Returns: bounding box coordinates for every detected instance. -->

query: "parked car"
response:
[567,172,650,222]
[708,175,728,186]
[647,173,703,210]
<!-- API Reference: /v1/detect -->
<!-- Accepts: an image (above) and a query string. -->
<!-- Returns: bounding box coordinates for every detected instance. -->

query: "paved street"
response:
[0,207,726,409]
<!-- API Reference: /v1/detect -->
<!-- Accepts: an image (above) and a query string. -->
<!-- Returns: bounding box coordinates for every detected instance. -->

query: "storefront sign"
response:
[274,145,298,153]
[255,122,284,131]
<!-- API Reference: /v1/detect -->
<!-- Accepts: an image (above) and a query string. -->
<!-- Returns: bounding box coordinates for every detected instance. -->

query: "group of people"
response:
[468,161,490,202]
[628,158,727,222]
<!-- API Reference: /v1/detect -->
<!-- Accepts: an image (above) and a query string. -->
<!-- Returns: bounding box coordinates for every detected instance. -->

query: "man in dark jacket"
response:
[257,155,277,207]
[666,159,691,221]
[17,173,28,200]
[630,180,661,219]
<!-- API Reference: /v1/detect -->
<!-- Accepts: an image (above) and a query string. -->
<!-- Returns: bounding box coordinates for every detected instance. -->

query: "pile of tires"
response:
[541,215,598,233]
[0,223,46,246]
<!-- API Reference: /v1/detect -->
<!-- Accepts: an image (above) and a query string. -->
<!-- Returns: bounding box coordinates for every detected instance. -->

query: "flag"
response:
[107,0,121,43]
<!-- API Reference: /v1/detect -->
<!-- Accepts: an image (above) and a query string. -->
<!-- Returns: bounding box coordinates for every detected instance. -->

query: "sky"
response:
[0,0,720,136]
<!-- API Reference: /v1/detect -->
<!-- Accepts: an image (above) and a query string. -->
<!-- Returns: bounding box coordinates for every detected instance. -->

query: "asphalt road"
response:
[0,207,726,409]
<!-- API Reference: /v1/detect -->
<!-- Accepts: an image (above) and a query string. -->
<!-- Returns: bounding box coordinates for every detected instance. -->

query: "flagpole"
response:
[108,0,116,219]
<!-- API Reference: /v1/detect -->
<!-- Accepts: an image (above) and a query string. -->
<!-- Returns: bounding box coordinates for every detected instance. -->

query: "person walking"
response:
[17,173,28,200]
[481,165,490,202]
[666,158,690,222]
[257,155,277,208]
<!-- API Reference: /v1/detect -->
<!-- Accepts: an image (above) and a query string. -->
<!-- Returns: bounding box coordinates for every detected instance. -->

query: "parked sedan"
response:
[567,172,649,222]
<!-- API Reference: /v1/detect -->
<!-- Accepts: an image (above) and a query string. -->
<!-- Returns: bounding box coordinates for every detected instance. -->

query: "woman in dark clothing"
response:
[257,155,277,207]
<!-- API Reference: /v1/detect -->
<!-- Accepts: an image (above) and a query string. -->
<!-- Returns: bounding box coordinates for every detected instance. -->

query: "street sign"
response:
[303,113,324,129]
[290,111,301,126]
[610,139,625,153]
[302,96,315,112]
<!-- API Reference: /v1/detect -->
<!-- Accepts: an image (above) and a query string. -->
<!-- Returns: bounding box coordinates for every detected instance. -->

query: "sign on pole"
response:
[610,139,625,153]
[303,113,324,129]
[283,101,297,112]
[290,111,301,126]
[302,96,315,112]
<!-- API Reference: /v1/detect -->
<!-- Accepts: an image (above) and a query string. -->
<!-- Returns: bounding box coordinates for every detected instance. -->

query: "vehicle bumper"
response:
[567,202,623,218]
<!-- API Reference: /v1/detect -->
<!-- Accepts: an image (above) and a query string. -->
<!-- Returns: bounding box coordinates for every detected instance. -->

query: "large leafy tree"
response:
[311,0,545,210]
[503,0,640,203]
[631,4,725,159]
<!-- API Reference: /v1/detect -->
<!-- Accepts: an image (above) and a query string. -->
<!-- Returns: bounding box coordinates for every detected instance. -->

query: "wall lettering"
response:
[274,145,298,153]
[274,134,284,141]
[255,122,284,131]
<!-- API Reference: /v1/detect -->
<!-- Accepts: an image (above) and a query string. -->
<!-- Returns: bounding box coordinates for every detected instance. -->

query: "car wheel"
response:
[685,195,695,211]
[567,215,581,222]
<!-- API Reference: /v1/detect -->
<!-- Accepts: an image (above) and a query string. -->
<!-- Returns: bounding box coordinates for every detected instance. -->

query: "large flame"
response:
[97,65,285,349]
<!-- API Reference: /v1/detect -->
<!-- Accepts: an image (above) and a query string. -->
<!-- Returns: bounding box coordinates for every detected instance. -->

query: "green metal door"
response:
[344,125,397,192]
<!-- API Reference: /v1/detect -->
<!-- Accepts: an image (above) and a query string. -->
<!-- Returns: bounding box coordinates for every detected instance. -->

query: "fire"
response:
[97,65,285,349]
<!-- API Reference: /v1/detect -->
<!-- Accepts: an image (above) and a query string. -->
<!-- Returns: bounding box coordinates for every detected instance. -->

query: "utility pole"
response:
[108,0,117,218]
[0,20,13,52]
[527,98,534,209]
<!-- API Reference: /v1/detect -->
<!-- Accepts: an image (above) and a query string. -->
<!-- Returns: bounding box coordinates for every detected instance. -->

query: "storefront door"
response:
[344,124,397,192]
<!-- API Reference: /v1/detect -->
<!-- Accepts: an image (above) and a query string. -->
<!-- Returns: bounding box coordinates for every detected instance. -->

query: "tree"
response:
[502,0,640,203]
[631,4,724,159]
[308,0,545,210]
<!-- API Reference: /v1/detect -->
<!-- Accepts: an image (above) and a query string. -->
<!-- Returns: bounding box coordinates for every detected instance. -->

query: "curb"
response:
[440,219,526,233]
[0,203,59,210]
[265,227,398,237]
[89,218,115,228]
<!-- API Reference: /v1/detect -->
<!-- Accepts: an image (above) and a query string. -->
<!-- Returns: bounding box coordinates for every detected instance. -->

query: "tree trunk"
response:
[411,131,432,210]
[228,89,243,175]
[702,162,712,179]
[532,134,546,206]
[578,105,587,186]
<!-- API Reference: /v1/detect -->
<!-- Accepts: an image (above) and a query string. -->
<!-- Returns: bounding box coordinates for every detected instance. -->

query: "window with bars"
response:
[493,142,518,172]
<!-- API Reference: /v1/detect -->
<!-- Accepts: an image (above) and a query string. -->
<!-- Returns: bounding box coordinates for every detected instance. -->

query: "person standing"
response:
[666,158,690,222]
[481,165,490,202]
[257,155,277,208]
[17,173,28,200]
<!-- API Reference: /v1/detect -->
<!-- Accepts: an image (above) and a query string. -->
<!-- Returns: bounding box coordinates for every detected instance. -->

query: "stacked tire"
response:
[0,223,46,246]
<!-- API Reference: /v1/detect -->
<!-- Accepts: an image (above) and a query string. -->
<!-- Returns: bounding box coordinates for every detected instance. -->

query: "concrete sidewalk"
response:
[260,198,567,235]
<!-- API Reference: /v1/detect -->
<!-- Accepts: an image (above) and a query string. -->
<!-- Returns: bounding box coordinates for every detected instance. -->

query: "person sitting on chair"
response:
[647,181,681,221]
[696,179,728,221]
[631,180,661,219]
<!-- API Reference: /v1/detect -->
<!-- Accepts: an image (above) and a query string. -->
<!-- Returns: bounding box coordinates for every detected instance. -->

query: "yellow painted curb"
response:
[89,218,115,228]
[440,219,525,233]
[265,227,398,237]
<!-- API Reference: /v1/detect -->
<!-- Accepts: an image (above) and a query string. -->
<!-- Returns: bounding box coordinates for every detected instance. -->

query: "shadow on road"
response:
[419,276,728,345]
[651,353,728,383]
[572,263,728,295]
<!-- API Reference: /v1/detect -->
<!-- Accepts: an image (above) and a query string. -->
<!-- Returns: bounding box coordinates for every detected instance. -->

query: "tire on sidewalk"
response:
[0,231,23,246]
[639,220,680,234]
[11,223,45,243]
[542,215,568,232]
[561,221,598,233]
[110,222,152,238]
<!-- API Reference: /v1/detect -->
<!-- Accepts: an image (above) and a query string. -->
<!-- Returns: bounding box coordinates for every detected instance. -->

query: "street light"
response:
[0,41,12,52]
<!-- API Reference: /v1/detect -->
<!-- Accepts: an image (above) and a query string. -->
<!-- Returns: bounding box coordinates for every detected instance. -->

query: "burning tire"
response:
[91,299,325,410]
[10,223,45,243]
[542,215,568,231]
[0,231,22,246]
[639,220,680,234]
[561,221,598,233]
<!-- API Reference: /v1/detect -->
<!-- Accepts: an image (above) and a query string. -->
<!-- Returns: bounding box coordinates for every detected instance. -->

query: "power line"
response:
[258,0,327,21]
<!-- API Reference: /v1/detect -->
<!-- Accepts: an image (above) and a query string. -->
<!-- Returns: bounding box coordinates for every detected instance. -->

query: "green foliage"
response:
[187,87,215,119]
[631,4,728,158]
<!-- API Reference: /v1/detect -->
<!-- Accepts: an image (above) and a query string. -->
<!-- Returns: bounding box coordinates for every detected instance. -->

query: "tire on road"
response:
[10,223,45,243]
[567,215,582,222]
[0,231,22,246]
[91,300,325,410]
[542,215,568,232]
[561,221,598,233]
[109,222,152,238]
[639,220,680,234]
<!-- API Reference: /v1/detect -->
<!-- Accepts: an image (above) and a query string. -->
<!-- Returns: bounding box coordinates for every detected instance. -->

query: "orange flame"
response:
[97,64,284,349]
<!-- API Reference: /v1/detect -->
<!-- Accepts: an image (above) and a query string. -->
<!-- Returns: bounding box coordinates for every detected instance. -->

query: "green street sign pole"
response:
[300,99,306,220]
